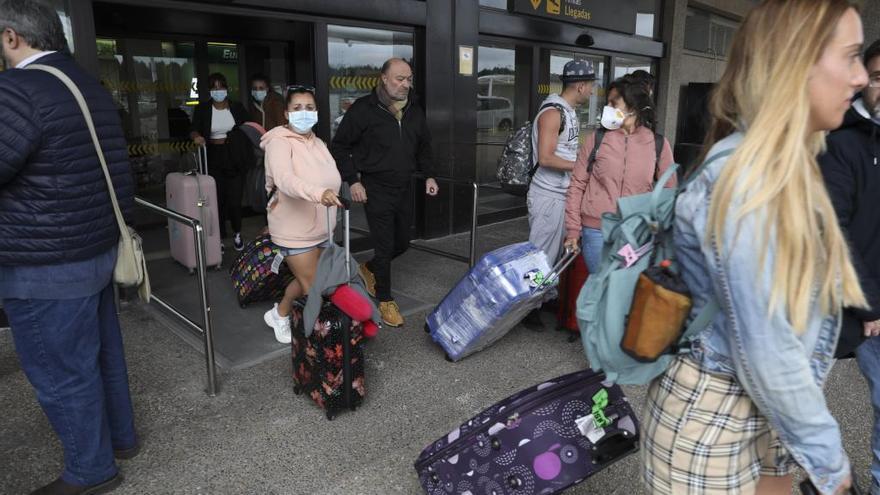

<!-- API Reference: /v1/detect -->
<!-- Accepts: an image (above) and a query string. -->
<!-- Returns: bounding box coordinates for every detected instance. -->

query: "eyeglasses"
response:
[287,84,316,94]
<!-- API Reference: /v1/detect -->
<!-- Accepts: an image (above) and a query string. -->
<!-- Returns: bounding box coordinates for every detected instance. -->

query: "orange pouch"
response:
[621,267,693,362]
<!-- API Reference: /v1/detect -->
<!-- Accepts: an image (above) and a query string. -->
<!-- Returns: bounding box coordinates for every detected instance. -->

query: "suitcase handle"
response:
[326,197,352,282]
[531,247,579,295]
[196,143,208,175]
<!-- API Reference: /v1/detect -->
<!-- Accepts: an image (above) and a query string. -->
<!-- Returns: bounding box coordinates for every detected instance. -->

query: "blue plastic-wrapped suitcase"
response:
[425,242,576,362]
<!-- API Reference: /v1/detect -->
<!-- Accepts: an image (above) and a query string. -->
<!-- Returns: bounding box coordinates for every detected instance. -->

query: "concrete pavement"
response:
[0,218,874,494]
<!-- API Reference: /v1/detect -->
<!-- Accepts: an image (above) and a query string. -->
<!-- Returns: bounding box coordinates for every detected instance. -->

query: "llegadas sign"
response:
[508,0,638,35]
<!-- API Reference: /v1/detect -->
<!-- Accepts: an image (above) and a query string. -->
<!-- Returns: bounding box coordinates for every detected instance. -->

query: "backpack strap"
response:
[653,133,664,181]
[587,128,607,176]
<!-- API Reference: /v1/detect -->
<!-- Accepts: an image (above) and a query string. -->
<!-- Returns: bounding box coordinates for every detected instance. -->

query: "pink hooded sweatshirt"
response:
[565,125,675,239]
[261,126,342,249]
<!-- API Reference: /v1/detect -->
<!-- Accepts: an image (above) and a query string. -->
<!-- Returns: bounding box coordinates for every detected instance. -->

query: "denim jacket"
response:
[675,132,847,495]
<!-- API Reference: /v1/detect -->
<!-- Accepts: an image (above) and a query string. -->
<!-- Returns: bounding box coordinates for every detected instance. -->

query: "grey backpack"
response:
[496,103,565,197]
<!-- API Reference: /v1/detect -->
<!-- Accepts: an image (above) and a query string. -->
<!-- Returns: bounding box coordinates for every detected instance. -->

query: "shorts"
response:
[276,240,331,258]
[642,356,795,494]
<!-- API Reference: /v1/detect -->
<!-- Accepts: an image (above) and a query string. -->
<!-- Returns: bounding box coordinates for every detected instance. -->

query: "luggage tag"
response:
[271,252,284,274]
[617,242,652,268]
[575,388,614,443]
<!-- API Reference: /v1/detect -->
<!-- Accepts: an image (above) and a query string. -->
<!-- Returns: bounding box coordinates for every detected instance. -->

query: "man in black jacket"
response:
[820,38,880,495]
[0,1,137,493]
[331,58,438,328]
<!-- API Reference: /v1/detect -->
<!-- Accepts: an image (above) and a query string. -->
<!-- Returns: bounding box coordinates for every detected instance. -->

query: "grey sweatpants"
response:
[527,186,566,300]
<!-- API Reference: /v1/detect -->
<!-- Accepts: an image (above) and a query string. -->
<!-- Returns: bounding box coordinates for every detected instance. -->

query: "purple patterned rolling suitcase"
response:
[414,369,639,495]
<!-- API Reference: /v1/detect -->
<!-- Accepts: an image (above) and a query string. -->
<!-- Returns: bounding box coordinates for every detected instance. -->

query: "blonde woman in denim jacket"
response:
[641,1,869,494]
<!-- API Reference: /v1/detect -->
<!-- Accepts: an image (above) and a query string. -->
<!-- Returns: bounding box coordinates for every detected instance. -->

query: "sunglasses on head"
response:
[287,84,316,95]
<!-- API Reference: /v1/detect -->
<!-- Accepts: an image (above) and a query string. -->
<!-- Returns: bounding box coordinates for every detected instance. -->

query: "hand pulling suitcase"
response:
[166,144,222,272]
[556,254,589,342]
[290,200,365,420]
[414,368,639,495]
[229,232,295,307]
[426,243,577,361]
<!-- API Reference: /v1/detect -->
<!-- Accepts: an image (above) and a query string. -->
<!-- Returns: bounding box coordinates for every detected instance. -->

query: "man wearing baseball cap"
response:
[523,59,596,330]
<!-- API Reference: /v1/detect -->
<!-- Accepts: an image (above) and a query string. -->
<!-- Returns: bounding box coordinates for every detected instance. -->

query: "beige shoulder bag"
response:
[27,64,150,302]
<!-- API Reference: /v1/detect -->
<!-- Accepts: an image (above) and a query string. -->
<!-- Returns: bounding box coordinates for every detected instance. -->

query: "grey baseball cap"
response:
[560,59,597,82]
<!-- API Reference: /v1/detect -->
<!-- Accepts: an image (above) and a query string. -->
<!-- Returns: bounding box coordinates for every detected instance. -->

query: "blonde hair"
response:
[704,0,866,331]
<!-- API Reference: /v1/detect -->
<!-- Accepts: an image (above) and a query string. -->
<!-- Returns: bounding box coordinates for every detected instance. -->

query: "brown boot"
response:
[378,301,404,327]
[358,262,377,298]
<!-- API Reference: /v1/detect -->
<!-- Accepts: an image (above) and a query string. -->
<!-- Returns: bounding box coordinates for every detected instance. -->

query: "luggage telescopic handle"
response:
[532,247,580,294]
[197,144,208,175]
[325,197,352,281]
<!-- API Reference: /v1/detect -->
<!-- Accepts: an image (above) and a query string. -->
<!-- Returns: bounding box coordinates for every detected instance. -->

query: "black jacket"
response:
[330,89,436,186]
[190,99,249,142]
[819,97,880,358]
[0,52,134,266]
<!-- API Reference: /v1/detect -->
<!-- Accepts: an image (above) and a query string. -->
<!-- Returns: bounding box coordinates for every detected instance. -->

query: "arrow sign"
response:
[530,0,541,9]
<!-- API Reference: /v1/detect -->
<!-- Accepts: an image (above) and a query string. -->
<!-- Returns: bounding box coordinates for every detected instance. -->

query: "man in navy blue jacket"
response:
[820,39,880,495]
[0,2,137,493]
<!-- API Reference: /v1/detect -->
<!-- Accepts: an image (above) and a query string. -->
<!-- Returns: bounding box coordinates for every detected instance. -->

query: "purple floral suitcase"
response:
[414,369,638,495]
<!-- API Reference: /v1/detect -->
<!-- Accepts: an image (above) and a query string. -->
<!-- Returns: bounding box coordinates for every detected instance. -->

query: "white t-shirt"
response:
[210,107,235,139]
[530,94,580,195]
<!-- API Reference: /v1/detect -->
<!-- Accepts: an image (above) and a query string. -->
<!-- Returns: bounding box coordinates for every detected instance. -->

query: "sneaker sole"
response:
[83,474,123,495]
[263,312,292,344]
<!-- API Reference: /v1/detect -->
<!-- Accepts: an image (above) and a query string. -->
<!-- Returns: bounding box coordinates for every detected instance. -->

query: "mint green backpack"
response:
[576,150,732,385]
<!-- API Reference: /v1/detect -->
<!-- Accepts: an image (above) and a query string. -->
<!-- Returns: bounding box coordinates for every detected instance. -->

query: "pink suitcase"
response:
[165,145,222,272]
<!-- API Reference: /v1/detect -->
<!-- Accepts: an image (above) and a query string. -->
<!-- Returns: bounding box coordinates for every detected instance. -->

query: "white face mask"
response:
[289,111,318,134]
[600,105,627,130]
[210,89,227,103]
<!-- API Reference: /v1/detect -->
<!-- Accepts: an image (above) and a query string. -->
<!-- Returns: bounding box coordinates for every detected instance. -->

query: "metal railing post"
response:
[470,182,479,267]
[134,197,218,396]
[193,223,217,396]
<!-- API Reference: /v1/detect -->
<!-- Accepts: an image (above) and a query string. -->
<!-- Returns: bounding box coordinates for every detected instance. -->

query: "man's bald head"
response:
[380,58,413,101]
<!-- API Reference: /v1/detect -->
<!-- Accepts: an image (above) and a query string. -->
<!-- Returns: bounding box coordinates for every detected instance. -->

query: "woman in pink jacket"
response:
[564,77,675,272]
[261,86,343,344]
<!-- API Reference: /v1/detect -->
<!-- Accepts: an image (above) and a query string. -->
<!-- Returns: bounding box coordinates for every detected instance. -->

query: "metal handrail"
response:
[409,175,479,267]
[135,196,218,396]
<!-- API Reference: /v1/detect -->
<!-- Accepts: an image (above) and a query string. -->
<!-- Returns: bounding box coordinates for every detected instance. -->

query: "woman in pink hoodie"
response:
[564,77,675,272]
[261,86,343,344]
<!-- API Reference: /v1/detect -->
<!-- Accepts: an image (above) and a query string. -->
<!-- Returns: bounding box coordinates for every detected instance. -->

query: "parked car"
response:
[477,95,513,132]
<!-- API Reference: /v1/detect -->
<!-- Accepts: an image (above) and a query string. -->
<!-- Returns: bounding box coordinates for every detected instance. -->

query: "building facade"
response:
[7,0,873,241]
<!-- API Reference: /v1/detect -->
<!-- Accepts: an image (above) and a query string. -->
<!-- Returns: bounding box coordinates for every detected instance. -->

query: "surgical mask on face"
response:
[600,105,627,130]
[210,90,227,103]
[251,89,267,102]
[289,111,318,134]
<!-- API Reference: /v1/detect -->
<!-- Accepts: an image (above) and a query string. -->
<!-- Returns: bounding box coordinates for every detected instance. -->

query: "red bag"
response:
[556,254,589,340]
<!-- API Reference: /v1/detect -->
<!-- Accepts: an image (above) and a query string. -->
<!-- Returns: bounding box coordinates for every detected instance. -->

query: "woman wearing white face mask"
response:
[260,86,344,344]
[191,72,250,250]
[564,77,676,273]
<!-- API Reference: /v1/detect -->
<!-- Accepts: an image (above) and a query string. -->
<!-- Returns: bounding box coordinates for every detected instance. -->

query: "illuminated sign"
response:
[508,0,638,34]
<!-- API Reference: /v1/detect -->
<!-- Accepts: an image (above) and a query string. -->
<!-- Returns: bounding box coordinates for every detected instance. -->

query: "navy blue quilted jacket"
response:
[0,52,134,266]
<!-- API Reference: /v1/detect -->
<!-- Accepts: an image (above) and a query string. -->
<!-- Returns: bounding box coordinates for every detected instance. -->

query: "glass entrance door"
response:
[542,50,606,135]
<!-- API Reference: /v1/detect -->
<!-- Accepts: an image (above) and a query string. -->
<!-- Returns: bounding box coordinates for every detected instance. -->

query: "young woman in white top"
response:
[190,72,249,251]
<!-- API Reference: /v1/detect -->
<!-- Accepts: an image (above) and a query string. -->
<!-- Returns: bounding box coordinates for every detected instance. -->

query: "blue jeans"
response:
[4,282,136,486]
[858,336,880,494]
[580,227,604,274]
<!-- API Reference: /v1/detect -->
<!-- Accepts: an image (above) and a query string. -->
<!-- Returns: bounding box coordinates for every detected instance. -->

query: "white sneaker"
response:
[263,303,291,344]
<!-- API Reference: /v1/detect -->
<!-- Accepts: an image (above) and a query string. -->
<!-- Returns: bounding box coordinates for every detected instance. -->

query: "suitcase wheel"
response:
[349,404,357,412]
[423,323,430,334]
[444,353,454,363]
[567,333,579,343]
[293,385,302,395]
[239,302,247,309]
[188,269,195,275]
[326,410,336,421]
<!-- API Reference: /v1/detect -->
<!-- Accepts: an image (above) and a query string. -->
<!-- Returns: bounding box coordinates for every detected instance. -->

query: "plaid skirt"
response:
[642,356,795,494]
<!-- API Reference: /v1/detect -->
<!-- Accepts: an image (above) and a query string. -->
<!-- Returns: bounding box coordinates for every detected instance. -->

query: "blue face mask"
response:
[289,111,318,134]
[210,89,227,103]
[251,89,267,102]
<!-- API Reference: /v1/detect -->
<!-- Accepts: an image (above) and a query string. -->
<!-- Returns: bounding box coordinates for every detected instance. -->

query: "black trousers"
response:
[206,143,243,237]
[363,179,412,302]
